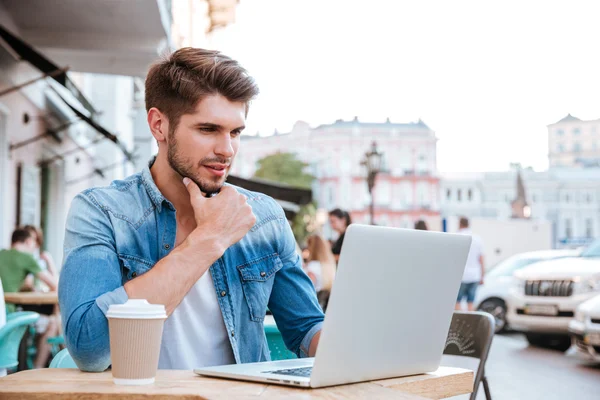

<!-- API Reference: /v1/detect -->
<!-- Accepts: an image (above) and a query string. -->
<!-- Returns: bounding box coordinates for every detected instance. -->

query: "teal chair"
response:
[264,324,297,361]
[0,311,39,370]
[49,348,77,368]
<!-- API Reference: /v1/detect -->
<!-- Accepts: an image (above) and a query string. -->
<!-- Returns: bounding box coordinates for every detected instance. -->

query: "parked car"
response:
[475,249,580,333]
[569,294,600,363]
[507,240,600,351]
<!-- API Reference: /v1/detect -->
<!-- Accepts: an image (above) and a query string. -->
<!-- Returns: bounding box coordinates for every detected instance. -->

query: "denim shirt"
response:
[58,164,324,372]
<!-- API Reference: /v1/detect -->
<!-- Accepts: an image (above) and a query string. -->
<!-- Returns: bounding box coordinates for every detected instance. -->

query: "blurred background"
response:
[1,1,599,398]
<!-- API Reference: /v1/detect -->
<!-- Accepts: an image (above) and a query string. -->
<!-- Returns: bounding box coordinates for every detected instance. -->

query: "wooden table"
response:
[0,367,473,399]
[4,291,58,305]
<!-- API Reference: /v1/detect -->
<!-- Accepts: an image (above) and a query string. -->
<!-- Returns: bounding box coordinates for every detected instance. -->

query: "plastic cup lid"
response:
[106,299,167,319]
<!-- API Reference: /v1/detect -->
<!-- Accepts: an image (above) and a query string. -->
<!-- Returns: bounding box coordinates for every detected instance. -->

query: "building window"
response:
[532,193,537,203]
[467,189,473,202]
[565,219,572,239]
[573,142,582,153]
[586,219,594,238]
[457,189,462,202]
[446,189,451,200]
[565,194,570,203]
[557,143,565,153]
[573,128,581,135]
[556,129,564,136]
[587,193,593,203]
[593,142,598,151]
[592,126,597,134]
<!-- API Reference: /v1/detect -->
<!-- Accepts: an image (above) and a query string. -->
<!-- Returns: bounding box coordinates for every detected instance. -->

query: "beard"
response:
[167,131,231,196]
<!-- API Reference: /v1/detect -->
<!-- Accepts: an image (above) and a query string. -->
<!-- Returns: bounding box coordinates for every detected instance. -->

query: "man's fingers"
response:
[183,177,205,202]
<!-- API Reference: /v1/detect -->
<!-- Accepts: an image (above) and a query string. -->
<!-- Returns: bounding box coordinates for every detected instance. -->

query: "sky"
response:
[210,0,600,172]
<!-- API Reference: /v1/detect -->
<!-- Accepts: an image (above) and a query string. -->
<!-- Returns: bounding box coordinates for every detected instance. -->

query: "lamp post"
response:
[361,141,382,225]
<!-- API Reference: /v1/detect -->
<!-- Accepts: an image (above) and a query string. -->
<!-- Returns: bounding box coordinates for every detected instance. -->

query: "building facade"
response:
[0,1,170,264]
[440,168,600,248]
[548,114,600,168]
[232,118,442,232]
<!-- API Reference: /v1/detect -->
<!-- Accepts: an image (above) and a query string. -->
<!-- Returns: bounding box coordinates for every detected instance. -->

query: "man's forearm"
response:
[309,330,321,357]
[124,234,223,315]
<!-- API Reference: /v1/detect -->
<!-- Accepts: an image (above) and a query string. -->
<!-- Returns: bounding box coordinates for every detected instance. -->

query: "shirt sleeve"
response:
[58,192,129,372]
[25,254,42,275]
[268,202,324,358]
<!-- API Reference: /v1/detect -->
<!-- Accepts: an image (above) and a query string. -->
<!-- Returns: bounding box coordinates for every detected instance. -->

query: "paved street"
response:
[444,332,600,400]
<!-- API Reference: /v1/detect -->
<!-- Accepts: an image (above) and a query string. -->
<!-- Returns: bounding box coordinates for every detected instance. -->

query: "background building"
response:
[440,167,600,249]
[0,0,171,264]
[232,118,442,234]
[548,114,600,168]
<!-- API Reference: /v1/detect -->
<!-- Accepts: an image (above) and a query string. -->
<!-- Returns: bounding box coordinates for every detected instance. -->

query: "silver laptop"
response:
[195,224,471,388]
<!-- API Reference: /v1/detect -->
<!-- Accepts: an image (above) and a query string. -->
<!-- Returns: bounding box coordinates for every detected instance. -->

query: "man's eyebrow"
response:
[193,122,245,131]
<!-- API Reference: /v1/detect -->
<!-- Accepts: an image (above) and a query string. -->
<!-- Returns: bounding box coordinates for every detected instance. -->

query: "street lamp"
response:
[361,141,383,225]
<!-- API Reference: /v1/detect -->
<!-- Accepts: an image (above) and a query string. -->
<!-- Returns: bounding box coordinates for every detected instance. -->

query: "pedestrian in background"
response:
[455,217,485,311]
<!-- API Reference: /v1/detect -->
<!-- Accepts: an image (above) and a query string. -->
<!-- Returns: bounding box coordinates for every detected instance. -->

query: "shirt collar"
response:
[141,157,174,213]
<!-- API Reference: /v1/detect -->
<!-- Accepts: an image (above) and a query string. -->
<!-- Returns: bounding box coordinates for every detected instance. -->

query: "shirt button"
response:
[231,330,235,337]
[132,272,137,278]
[260,271,266,277]
[220,291,227,297]
[164,244,171,250]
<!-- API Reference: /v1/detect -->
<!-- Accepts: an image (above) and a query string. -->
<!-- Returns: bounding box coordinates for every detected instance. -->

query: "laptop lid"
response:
[310,224,471,388]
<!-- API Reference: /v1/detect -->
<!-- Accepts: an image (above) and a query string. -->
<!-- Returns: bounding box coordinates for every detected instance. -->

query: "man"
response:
[59,48,324,372]
[455,217,485,311]
[0,228,59,368]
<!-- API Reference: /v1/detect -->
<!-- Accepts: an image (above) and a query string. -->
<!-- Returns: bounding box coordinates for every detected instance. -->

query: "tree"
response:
[254,152,313,189]
[253,152,315,244]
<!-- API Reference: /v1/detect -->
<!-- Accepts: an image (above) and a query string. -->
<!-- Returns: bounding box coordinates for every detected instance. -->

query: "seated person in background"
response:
[304,235,336,311]
[0,228,59,368]
[21,225,58,292]
[328,208,352,263]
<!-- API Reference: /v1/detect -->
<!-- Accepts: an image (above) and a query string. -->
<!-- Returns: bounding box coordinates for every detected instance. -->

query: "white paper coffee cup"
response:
[107,299,167,385]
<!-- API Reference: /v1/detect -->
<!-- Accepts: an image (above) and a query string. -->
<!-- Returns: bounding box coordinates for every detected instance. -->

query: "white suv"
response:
[507,240,600,351]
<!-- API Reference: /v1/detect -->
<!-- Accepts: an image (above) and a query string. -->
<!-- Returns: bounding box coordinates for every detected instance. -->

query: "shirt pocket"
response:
[118,255,154,283]
[237,253,283,322]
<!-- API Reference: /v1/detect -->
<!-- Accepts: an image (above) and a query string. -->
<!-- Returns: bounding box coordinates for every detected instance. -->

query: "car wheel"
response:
[525,333,546,347]
[478,299,507,333]
[526,333,572,352]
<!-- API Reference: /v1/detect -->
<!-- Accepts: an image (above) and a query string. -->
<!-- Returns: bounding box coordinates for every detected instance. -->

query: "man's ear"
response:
[148,108,168,143]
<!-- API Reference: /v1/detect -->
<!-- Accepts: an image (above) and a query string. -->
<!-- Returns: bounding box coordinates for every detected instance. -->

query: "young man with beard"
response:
[59,48,324,372]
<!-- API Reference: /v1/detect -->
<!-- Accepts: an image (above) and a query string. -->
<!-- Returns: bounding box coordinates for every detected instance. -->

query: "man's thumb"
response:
[183,177,204,202]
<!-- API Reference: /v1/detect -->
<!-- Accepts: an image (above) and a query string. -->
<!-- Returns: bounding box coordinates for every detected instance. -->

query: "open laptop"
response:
[195,224,471,388]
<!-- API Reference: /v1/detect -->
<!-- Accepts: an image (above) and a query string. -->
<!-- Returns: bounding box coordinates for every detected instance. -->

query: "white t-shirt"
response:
[158,271,235,369]
[459,228,484,283]
[305,261,324,292]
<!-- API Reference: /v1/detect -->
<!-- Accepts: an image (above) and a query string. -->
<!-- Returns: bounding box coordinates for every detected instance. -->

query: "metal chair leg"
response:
[482,376,492,400]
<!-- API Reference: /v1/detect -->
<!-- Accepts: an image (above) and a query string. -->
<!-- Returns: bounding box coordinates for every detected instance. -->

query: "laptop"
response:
[195,224,471,388]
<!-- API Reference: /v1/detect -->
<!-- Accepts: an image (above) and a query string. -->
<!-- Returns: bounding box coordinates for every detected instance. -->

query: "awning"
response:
[0,24,95,115]
[226,175,312,220]
[50,87,134,163]
[0,23,134,164]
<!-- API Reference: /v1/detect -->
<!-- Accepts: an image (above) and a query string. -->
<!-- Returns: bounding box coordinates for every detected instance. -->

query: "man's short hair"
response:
[11,228,32,245]
[459,217,469,228]
[145,47,259,134]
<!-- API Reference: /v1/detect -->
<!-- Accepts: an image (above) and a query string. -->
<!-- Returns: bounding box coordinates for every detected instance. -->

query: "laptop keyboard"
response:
[264,367,312,377]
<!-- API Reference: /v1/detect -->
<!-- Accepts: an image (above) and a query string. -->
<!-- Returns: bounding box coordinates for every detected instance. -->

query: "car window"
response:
[487,257,543,278]
[580,240,600,258]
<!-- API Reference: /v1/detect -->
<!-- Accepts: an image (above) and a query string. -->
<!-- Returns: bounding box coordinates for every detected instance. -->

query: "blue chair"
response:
[264,324,297,361]
[49,348,77,368]
[0,311,39,370]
